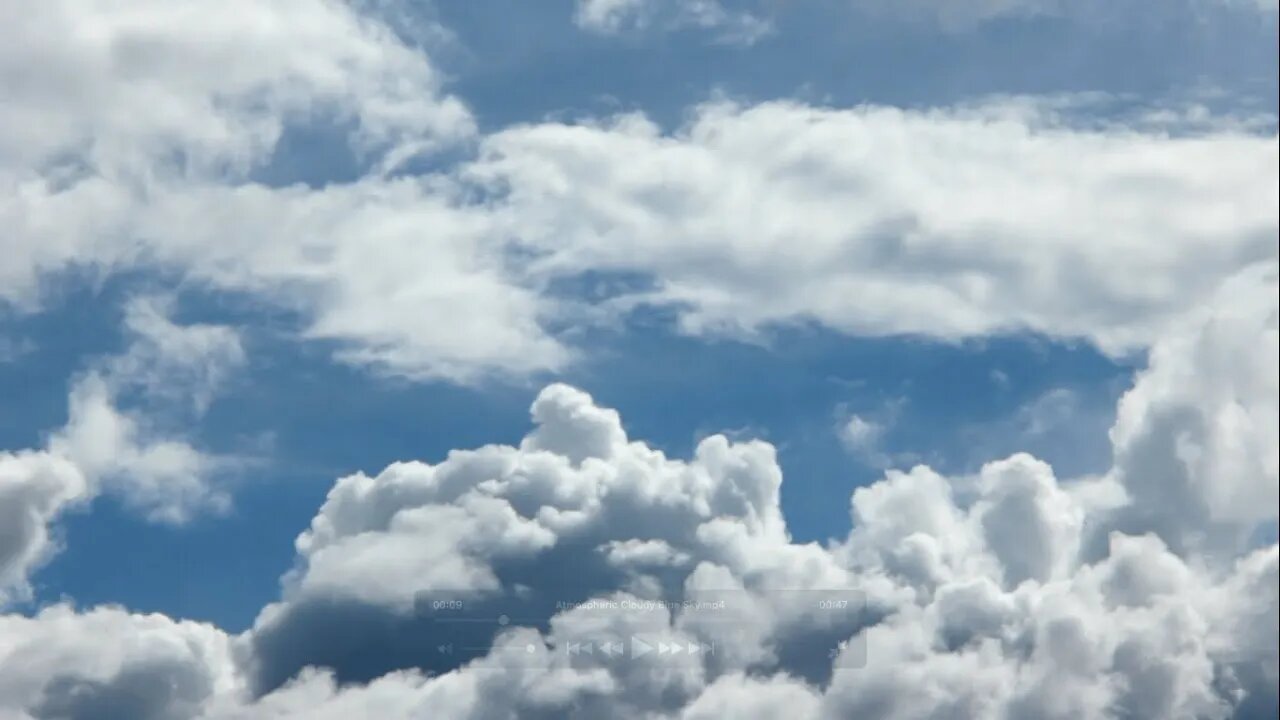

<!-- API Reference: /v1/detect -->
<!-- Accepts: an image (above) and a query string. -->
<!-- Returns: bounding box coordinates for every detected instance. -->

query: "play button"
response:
[631,636,653,659]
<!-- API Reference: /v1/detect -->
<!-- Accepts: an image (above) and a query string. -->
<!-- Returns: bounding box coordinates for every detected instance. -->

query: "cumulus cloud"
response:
[2,262,1272,718]
[0,453,87,606]
[0,604,241,720]
[0,297,242,602]
[1088,265,1280,561]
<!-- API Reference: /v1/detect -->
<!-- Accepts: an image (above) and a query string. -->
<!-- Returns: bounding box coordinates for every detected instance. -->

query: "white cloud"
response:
[0,0,532,384]
[0,604,241,720]
[681,673,821,720]
[840,415,882,453]
[105,297,246,415]
[470,100,1277,357]
[0,0,471,185]
[48,296,245,524]
[7,177,567,382]
[0,452,87,606]
[0,298,242,602]
[575,0,649,32]
[1,269,1276,715]
[49,371,225,525]
[574,0,772,43]
[839,412,901,468]
[132,180,570,381]
[3,4,1276,381]
[1090,264,1280,560]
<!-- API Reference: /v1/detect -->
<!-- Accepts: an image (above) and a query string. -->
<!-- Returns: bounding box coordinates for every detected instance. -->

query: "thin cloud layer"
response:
[1,266,1273,718]
[575,0,1280,37]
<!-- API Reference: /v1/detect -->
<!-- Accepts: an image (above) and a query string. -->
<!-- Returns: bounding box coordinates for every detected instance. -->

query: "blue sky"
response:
[0,1,1277,718]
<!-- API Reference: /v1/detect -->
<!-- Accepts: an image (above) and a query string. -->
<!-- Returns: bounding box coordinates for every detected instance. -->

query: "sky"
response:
[0,1,1277,719]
